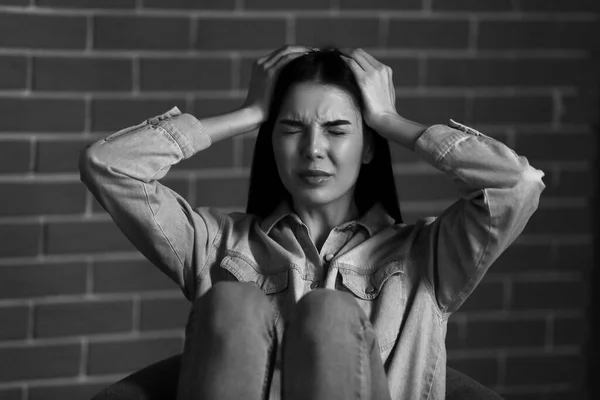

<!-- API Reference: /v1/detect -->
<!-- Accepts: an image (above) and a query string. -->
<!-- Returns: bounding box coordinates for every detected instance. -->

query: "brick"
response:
[29,383,107,400]
[465,318,546,348]
[379,57,420,87]
[195,176,249,207]
[562,92,599,124]
[91,99,187,132]
[140,58,232,91]
[504,353,584,385]
[246,0,330,8]
[0,343,80,382]
[0,55,26,90]
[144,0,234,9]
[36,139,94,173]
[35,300,133,338]
[192,98,243,118]
[196,18,286,50]
[432,0,512,11]
[394,172,460,201]
[33,57,132,92]
[522,207,591,234]
[0,0,27,5]
[140,297,190,331]
[87,337,182,375]
[94,16,190,50]
[518,0,600,12]
[554,316,587,346]
[93,258,179,293]
[515,133,596,163]
[0,13,86,49]
[549,169,594,197]
[426,57,597,88]
[491,243,552,274]
[478,20,599,50]
[172,137,235,171]
[0,261,86,299]
[0,223,42,257]
[91,177,190,214]
[340,0,420,9]
[472,95,553,124]
[0,388,22,400]
[45,220,135,255]
[457,281,504,311]
[389,142,422,164]
[512,279,587,310]
[37,0,135,7]
[447,357,499,387]
[0,305,28,340]
[0,182,86,216]
[388,19,469,49]
[555,243,593,272]
[296,17,380,48]
[445,319,462,350]
[0,140,30,173]
[0,98,84,132]
[396,96,467,125]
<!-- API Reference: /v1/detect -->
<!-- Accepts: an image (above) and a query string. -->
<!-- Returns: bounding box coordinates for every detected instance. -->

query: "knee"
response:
[292,289,364,334]
[190,281,273,333]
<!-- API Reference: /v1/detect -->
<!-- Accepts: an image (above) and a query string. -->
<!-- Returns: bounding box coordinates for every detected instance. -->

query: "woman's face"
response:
[272,82,372,209]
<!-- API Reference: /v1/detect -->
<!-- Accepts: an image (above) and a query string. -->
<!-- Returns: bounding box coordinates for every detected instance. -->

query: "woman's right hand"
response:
[242,45,312,124]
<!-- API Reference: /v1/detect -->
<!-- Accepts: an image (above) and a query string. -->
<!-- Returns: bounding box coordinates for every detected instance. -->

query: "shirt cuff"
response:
[150,107,212,159]
[414,119,484,167]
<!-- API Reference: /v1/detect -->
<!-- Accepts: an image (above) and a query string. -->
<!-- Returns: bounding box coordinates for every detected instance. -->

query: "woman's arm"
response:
[80,45,311,300]
[79,106,260,301]
[343,48,546,314]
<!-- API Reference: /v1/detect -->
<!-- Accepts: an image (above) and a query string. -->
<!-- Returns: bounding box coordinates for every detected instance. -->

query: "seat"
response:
[91,354,503,400]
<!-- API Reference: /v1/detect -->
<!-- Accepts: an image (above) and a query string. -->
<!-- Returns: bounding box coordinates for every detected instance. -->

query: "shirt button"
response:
[365,284,377,295]
[310,281,319,289]
[324,254,334,262]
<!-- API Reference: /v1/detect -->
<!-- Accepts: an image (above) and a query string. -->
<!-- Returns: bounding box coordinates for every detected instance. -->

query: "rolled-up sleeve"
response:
[79,107,220,301]
[413,119,546,315]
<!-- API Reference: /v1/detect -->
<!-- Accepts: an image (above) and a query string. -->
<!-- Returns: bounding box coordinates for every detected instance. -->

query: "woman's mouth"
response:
[297,170,333,185]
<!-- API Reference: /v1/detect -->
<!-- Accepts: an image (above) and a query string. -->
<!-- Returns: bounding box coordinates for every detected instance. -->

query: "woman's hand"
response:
[341,48,399,132]
[242,45,312,124]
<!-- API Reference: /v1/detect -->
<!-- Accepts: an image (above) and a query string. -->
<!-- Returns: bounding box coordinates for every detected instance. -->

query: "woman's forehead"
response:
[279,82,360,123]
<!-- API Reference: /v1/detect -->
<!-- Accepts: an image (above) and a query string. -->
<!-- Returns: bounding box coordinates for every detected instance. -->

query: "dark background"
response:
[0,0,598,399]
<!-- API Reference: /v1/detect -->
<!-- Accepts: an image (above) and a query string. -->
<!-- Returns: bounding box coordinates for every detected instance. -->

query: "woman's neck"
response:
[293,197,359,253]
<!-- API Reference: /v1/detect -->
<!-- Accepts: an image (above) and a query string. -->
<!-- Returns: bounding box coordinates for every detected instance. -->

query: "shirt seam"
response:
[141,181,187,288]
[442,188,493,316]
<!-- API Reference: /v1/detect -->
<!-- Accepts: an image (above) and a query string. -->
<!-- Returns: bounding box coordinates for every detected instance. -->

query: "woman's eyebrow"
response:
[278,119,352,127]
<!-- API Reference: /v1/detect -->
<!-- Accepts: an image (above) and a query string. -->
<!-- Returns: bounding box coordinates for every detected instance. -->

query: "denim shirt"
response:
[79,106,545,399]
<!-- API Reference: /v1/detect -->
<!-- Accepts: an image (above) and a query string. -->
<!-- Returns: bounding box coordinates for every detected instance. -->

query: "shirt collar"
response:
[260,201,396,237]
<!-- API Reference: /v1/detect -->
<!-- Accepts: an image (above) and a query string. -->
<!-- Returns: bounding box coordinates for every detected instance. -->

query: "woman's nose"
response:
[301,129,326,159]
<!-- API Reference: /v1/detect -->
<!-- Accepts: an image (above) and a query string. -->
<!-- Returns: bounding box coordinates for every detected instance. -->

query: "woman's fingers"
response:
[270,51,306,72]
[341,54,364,78]
[263,45,312,69]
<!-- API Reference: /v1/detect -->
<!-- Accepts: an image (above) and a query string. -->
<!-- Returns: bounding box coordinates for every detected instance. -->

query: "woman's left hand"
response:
[341,48,399,132]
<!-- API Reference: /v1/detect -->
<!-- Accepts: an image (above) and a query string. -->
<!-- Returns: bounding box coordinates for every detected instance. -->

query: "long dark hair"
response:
[246,47,402,224]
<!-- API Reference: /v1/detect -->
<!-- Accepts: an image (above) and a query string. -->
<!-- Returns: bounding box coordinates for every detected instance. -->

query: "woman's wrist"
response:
[198,106,265,143]
[371,112,427,151]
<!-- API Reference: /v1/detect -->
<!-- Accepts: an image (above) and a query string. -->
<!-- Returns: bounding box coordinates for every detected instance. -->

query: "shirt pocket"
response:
[219,250,289,321]
[336,258,405,352]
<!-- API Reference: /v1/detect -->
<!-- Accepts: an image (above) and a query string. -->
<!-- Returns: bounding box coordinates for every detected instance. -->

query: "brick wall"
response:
[0,0,597,399]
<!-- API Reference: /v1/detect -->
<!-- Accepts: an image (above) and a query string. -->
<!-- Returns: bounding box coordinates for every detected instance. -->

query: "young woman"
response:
[80,46,545,400]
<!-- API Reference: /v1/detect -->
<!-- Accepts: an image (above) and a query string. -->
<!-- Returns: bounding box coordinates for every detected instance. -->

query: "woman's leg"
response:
[176,281,278,400]
[282,289,392,400]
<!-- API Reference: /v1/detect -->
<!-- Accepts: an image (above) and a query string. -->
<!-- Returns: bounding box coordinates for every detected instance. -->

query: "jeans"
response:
[176,281,392,400]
